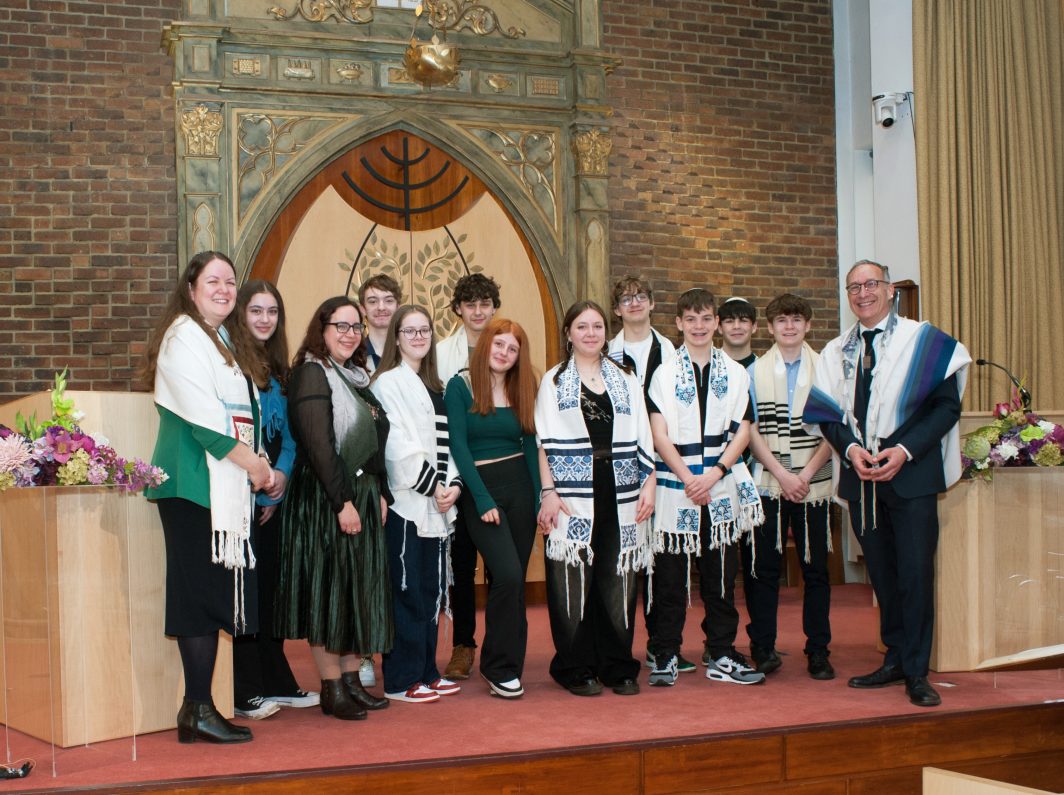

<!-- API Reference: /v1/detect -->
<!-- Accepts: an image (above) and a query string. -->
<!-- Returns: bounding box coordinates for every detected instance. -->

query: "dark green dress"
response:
[275,360,394,655]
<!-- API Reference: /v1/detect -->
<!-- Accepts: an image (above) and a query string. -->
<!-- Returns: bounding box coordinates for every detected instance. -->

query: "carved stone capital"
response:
[571,128,611,176]
[180,104,223,157]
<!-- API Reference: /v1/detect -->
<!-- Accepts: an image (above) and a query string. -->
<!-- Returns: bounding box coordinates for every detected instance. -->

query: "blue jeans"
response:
[381,511,445,693]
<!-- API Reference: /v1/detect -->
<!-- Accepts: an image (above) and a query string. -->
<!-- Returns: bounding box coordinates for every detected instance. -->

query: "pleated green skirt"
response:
[274,464,394,655]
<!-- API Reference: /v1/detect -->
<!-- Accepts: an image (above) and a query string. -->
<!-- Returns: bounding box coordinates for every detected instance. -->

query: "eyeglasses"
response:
[327,321,363,335]
[845,279,887,295]
[398,326,432,339]
[618,292,650,307]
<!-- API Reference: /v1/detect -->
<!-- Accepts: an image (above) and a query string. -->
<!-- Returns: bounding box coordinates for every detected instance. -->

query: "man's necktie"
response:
[855,328,882,431]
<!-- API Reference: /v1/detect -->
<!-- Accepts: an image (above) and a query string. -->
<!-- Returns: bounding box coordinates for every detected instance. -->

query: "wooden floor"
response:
[55,701,1063,795]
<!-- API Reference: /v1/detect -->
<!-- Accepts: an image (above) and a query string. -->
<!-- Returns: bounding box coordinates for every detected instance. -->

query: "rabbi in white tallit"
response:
[803,261,969,709]
[536,301,656,698]
[645,288,766,688]
[744,293,834,682]
[144,251,274,745]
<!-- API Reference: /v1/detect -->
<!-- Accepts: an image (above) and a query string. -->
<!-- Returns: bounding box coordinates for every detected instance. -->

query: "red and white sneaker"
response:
[384,684,440,704]
[425,677,461,696]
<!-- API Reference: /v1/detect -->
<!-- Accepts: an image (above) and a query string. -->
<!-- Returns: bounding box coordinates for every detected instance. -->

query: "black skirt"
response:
[158,497,259,637]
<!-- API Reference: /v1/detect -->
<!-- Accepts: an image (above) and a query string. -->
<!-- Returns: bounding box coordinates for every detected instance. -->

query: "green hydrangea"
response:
[57,448,90,486]
[1032,442,1064,467]
[962,435,992,462]
[0,472,14,492]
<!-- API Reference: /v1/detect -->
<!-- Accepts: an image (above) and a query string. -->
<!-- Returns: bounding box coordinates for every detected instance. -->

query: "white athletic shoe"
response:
[705,653,766,685]
[358,655,376,688]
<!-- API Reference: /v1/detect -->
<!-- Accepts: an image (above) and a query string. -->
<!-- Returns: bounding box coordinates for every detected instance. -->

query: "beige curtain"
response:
[914,0,1064,411]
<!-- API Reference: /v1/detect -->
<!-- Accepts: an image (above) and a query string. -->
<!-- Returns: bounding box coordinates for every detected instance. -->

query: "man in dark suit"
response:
[803,260,970,707]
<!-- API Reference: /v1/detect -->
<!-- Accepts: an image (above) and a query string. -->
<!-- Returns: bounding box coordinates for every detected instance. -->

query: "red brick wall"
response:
[0,1,839,402]
[602,0,839,350]
[0,1,177,401]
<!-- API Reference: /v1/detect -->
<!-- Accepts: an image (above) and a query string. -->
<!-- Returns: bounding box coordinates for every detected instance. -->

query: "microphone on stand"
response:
[975,358,1032,410]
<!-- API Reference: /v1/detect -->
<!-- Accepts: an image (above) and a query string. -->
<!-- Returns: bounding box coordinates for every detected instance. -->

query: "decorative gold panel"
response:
[180,104,223,157]
[571,128,612,176]
[464,126,558,231]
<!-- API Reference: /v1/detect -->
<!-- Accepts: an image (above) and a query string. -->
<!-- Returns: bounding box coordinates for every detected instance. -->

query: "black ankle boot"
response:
[319,678,367,720]
[176,698,253,744]
[342,670,389,710]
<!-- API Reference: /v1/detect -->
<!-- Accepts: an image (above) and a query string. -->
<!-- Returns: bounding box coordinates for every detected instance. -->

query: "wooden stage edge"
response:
[63,701,1064,795]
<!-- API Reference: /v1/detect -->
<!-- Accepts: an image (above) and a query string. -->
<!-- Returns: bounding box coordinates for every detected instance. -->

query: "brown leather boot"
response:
[341,670,389,710]
[319,678,367,720]
[176,698,252,743]
[443,644,475,680]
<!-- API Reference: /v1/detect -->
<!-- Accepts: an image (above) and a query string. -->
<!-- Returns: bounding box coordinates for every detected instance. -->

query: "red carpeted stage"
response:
[4,584,1063,794]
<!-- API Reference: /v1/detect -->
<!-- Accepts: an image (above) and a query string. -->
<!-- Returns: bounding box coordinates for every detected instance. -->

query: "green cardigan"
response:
[145,405,241,508]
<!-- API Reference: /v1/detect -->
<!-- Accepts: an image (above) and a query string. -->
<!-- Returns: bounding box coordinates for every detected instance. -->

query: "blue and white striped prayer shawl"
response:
[535,357,655,579]
[803,315,971,496]
[648,345,764,557]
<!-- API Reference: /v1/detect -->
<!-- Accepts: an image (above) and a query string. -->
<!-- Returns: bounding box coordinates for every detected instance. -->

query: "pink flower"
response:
[994,402,1011,418]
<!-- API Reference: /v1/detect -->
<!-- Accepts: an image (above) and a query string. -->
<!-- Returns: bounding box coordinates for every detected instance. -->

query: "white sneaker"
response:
[359,655,376,688]
[484,674,524,698]
[269,689,320,708]
[385,683,440,704]
[706,653,767,685]
[234,696,281,719]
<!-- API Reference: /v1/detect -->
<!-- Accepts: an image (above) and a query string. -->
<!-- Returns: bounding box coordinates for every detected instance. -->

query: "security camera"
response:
[872,92,907,128]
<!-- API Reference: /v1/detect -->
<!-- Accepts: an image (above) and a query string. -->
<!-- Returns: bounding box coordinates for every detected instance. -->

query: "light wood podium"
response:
[0,391,232,747]
[931,413,1064,672]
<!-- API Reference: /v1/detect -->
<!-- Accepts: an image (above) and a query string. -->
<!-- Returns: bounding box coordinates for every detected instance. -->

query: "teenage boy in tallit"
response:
[606,277,696,675]
[437,272,500,681]
[645,288,765,687]
[744,293,835,680]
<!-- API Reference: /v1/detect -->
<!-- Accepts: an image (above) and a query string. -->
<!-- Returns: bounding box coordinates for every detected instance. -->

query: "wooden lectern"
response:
[0,391,232,747]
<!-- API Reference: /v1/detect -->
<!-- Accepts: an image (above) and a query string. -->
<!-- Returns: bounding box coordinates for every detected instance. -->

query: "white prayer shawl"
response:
[154,315,258,630]
[750,342,833,562]
[371,362,458,619]
[649,345,764,556]
[436,325,471,386]
[608,328,676,386]
[535,357,655,603]
[803,316,971,504]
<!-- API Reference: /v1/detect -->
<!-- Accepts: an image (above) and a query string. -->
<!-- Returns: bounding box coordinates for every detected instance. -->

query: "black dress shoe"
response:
[319,678,368,720]
[905,676,942,707]
[807,651,835,681]
[176,698,253,744]
[847,663,905,689]
[566,678,603,697]
[611,678,640,696]
[342,671,389,710]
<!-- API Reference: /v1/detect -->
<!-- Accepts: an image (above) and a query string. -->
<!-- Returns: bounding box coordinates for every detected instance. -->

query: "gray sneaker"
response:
[706,654,766,685]
[648,654,679,687]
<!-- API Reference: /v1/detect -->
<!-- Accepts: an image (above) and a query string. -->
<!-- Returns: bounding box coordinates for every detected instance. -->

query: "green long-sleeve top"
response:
[144,405,241,508]
[444,375,540,516]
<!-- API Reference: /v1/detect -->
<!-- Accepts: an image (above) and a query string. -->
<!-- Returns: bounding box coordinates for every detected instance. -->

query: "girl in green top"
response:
[445,318,540,699]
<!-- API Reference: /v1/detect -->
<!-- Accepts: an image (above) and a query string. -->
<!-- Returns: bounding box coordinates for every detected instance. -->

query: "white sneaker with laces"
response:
[269,689,320,708]
[358,655,376,688]
[706,654,766,685]
[234,696,281,719]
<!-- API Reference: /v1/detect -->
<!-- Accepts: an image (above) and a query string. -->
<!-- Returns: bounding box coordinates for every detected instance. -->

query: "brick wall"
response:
[602,0,839,351]
[0,1,839,402]
[0,0,177,401]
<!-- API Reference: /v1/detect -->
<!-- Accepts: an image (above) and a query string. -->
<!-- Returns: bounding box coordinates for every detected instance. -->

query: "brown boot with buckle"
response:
[443,644,475,680]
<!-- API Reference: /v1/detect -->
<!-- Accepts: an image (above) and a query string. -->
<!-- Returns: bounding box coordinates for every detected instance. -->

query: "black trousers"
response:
[233,504,300,703]
[849,480,939,677]
[648,506,740,661]
[546,459,640,688]
[449,506,479,649]
[460,456,537,682]
[741,498,831,655]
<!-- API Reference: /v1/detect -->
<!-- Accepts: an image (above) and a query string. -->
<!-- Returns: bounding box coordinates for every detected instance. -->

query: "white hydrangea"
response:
[995,442,1020,461]
[1038,421,1057,434]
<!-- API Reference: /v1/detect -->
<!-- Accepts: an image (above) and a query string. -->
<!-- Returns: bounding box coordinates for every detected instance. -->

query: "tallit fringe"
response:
[211,520,256,632]
[654,530,701,556]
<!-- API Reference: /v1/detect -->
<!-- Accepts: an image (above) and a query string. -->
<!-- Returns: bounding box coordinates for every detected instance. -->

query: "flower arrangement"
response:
[0,371,167,493]
[961,385,1064,480]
